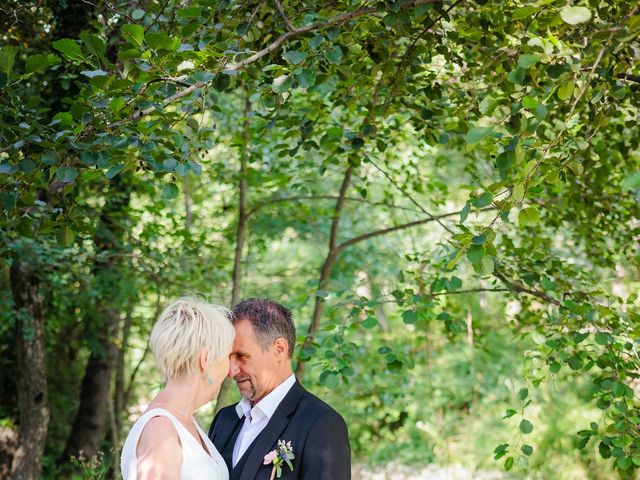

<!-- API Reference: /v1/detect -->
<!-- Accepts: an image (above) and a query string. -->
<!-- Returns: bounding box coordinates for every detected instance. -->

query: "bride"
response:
[121,298,235,480]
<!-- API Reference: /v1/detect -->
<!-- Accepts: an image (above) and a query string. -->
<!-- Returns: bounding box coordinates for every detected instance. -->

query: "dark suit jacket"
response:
[208,381,350,480]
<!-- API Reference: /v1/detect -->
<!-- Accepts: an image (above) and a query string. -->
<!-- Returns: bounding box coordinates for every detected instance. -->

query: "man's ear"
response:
[199,348,209,371]
[273,338,289,357]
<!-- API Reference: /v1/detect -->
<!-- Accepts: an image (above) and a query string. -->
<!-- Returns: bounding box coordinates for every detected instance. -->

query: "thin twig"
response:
[494,269,560,306]
[145,0,171,33]
[274,0,297,32]
[246,194,424,217]
[368,159,457,236]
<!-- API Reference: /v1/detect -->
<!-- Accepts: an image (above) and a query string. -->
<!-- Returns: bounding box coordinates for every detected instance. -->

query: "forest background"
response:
[1,0,640,479]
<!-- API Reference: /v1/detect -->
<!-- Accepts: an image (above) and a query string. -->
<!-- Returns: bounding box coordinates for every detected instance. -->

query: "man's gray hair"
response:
[232,298,296,358]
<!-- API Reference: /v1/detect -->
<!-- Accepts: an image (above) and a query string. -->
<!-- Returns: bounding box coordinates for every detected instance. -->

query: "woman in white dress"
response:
[121,298,235,480]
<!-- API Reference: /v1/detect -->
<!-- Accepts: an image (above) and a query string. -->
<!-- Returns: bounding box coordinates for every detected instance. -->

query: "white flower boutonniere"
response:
[263,440,295,480]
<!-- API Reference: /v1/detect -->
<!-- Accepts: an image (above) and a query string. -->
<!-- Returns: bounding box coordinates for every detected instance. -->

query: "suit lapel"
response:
[237,382,305,480]
[212,409,244,469]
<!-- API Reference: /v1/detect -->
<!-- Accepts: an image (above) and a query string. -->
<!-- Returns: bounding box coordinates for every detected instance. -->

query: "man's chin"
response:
[236,383,255,400]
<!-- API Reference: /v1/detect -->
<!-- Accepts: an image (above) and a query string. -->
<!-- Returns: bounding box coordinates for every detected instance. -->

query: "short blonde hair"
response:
[150,298,235,381]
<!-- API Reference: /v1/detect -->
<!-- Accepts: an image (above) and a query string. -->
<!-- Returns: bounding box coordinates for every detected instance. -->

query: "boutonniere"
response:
[263,440,295,480]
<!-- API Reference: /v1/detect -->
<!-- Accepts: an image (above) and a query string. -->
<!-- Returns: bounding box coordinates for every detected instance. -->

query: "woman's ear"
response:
[199,348,209,371]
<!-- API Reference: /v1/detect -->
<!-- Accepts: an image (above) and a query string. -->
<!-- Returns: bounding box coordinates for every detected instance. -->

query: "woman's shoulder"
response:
[121,410,184,480]
[135,414,183,478]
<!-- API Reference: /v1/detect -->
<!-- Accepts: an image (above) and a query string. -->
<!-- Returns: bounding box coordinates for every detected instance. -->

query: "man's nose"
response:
[228,359,239,378]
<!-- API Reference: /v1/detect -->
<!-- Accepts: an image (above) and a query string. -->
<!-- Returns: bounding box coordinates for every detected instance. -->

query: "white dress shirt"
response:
[232,374,296,466]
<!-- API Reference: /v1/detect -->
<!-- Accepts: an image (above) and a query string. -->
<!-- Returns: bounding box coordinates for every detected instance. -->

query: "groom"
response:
[208,298,351,479]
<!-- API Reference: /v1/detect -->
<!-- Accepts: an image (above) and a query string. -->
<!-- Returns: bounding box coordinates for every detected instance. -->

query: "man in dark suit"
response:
[208,298,350,480]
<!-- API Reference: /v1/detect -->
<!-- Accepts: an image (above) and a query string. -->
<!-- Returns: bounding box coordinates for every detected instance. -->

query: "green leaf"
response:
[52,39,86,63]
[617,456,632,470]
[272,75,293,93]
[175,164,190,177]
[361,317,378,329]
[146,32,180,51]
[57,167,78,183]
[567,161,584,176]
[513,6,537,19]
[106,164,125,179]
[121,24,145,48]
[522,96,537,109]
[507,66,526,84]
[25,54,53,74]
[518,54,539,68]
[282,50,307,65]
[472,233,486,245]
[479,256,494,276]
[296,69,316,88]
[324,45,343,64]
[161,183,179,200]
[504,456,514,471]
[521,444,533,456]
[80,33,106,60]
[494,443,509,460]
[467,244,483,264]
[308,35,324,49]
[0,192,17,210]
[459,203,470,222]
[326,27,340,41]
[0,46,18,76]
[57,226,76,247]
[518,207,540,227]
[621,171,640,190]
[594,332,611,345]
[560,6,592,25]
[519,419,533,434]
[401,310,418,324]
[19,159,36,173]
[512,183,525,202]
[557,82,574,101]
[504,409,517,418]
[131,8,145,20]
[41,151,59,165]
[473,191,493,208]
[319,370,339,389]
[465,126,494,144]
[81,69,109,78]
[518,387,529,400]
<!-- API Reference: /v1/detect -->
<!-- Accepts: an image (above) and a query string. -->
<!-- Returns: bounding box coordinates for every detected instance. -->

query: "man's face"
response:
[229,319,280,405]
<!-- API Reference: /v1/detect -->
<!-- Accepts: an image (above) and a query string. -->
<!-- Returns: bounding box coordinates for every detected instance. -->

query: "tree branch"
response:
[368,158,457,236]
[616,73,640,84]
[493,269,561,306]
[384,0,462,111]
[247,194,424,217]
[274,0,297,32]
[296,165,353,376]
[144,0,171,33]
[433,287,510,296]
[337,209,463,253]
[104,0,441,129]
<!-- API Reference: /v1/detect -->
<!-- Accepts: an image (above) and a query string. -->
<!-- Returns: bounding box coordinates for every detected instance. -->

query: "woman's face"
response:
[205,347,231,398]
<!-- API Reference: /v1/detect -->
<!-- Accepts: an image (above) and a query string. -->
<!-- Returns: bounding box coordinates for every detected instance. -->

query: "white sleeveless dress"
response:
[121,408,228,480]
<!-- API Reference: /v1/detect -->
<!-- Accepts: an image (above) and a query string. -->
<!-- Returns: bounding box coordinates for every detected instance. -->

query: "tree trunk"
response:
[215,96,251,412]
[9,254,49,480]
[61,177,132,463]
[295,166,353,377]
[112,302,133,453]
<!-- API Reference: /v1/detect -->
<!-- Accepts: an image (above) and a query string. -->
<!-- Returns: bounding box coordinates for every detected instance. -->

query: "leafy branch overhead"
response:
[1,0,640,477]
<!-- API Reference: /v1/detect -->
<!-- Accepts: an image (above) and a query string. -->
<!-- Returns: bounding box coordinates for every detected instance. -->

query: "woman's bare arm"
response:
[136,416,183,480]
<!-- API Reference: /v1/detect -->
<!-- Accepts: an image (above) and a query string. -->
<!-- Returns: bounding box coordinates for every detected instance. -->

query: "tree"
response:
[1,0,639,477]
